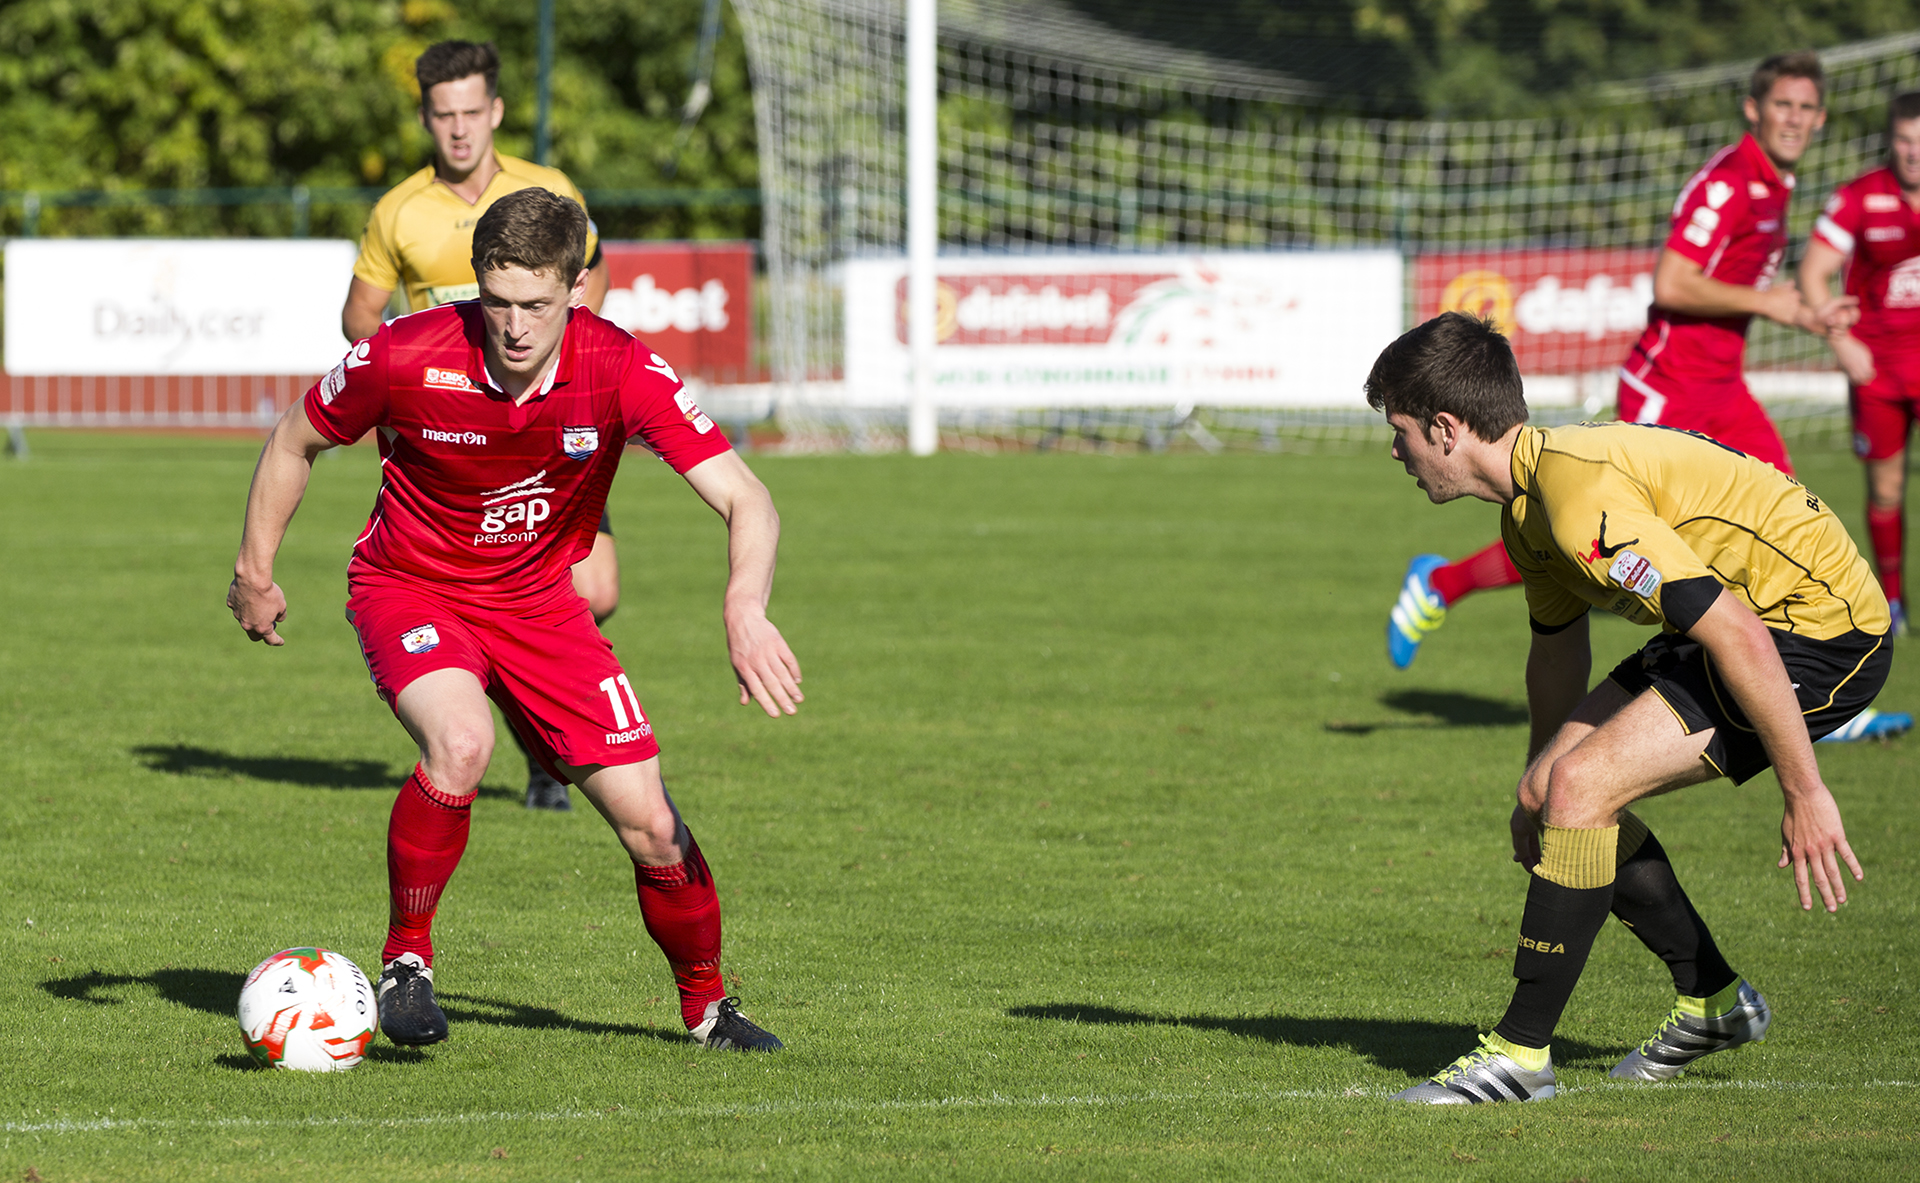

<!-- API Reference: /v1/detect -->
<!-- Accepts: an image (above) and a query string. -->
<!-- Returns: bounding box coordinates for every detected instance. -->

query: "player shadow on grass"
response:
[129,743,519,800]
[42,966,246,1016]
[1007,1004,1620,1074]
[1323,690,1529,735]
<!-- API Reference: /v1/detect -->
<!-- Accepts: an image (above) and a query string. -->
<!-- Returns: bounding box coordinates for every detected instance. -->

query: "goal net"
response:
[731,0,1920,452]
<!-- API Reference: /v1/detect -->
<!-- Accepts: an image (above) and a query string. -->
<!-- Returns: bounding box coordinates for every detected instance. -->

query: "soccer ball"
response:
[237,947,377,1071]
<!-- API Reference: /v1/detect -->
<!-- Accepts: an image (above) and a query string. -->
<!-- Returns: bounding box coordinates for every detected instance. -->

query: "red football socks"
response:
[1428,539,1523,607]
[633,832,726,1029]
[1868,505,1905,605]
[382,763,476,969]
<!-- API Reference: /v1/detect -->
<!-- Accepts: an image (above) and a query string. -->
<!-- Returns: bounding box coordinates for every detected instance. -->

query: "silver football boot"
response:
[1609,978,1770,1082]
[1391,1036,1557,1104]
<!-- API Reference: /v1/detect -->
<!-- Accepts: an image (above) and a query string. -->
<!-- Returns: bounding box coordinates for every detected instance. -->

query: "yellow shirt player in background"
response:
[342,40,616,811]
[1367,312,1891,1105]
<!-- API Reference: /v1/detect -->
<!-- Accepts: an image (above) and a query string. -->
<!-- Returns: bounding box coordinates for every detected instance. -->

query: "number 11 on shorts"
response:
[598,674,644,730]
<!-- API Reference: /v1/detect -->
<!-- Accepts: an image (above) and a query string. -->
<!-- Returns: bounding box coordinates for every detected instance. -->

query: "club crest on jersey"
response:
[1607,549,1662,598]
[400,624,441,655]
[562,426,600,460]
[424,367,478,393]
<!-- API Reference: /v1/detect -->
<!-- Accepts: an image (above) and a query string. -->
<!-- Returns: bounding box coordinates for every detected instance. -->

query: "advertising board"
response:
[598,241,753,381]
[3,239,358,375]
[843,252,1403,407]
[1414,248,1657,375]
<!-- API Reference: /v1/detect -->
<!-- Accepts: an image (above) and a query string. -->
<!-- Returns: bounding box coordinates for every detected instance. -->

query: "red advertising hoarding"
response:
[599,242,754,381]
[1414,248,1657,374]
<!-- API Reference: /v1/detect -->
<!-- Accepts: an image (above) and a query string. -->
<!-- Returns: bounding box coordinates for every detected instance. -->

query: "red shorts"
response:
[1848,350,1920,460]
[1615,370,1792,474]
[345,571,660,780]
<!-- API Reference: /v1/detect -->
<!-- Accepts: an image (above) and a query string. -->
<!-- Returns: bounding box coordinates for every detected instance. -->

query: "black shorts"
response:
[597,509,613,537]
[1608,629,1892,784]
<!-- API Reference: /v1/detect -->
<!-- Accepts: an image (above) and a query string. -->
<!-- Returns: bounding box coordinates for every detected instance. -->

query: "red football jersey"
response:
[1812,166,1920,356]
[1623,134,1793,387]
[303,303,732,607]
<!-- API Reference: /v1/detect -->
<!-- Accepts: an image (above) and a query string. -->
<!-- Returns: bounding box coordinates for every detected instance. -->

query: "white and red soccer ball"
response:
[237,947,377,1071]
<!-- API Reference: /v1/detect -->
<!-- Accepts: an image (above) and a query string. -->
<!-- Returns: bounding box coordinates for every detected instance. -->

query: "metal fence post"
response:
[292,185,310,237]
[22,192,40,237]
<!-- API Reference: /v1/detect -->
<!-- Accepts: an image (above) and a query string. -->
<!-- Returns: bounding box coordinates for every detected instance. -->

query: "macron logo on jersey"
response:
[424,367,479,393]
[422,427,486,445]
[1705,181,1734,209]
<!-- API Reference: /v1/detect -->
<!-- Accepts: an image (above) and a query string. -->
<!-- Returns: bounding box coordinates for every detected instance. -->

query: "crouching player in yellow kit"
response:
[1370,312,1891,1103]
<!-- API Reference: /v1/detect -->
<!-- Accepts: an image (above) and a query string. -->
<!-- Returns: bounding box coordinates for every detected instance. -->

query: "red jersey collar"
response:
[1737,132,1793,190]
[462,306,577,401]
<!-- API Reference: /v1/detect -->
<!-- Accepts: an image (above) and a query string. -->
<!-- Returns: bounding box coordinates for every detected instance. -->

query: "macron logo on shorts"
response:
[400,624,441,654]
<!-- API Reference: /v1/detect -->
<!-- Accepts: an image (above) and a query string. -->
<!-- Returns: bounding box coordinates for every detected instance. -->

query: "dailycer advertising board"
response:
[4,239,358,375]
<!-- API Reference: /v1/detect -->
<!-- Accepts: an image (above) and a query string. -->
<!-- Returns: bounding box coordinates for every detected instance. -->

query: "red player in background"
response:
[230,189,797,1052]
[1386,53,1906,743]
[1799,91,1920,638]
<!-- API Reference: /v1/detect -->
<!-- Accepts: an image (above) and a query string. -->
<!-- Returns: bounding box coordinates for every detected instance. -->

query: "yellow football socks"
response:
[1485,1031,1551,1073]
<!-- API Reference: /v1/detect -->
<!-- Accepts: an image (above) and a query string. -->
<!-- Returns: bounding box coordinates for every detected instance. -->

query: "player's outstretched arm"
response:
[1687,590,1863,912]
[229,403,337,646]
[1653,247,1857,333]
[681,449,804,717]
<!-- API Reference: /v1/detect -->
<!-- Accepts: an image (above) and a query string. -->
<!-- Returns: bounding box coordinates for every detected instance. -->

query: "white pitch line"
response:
[6,1079,1916,1137]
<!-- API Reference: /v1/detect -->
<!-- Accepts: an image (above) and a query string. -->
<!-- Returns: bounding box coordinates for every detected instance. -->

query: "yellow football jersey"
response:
[352,153,600,312]
[1501,422,1888,640]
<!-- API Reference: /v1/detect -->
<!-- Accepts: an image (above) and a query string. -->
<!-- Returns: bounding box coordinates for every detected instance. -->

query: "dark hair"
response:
[1889,91,1920,138]
[1364,312,1528,440]
[1750,50,1825,105]
[416,40,501,108]
[472,188,589,283]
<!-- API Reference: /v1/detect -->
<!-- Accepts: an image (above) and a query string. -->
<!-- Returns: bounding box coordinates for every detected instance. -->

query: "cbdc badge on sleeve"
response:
[400,624,441,655]
[562,426,600,461]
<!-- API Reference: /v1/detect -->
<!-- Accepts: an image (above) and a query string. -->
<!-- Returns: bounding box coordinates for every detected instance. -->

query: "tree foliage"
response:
[1066,0,1920,117]
[0,0,758,238]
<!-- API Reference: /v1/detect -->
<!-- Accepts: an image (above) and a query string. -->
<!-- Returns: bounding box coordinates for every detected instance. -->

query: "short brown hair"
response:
[1750,50,1825,105]
[472,188,589,283]
[417,40,500,108]
[1364,312,1528,441]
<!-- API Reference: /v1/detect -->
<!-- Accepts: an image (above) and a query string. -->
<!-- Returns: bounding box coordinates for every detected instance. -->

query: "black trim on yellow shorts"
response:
[1607,628,1891,785]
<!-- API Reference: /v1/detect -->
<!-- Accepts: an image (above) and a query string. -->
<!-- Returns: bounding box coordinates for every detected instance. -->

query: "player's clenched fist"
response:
[228,575,288,646]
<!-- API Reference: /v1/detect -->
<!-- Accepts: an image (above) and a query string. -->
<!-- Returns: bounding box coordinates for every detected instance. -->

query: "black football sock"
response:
[1608,812,1738,999]
[1493,823,1618,1052]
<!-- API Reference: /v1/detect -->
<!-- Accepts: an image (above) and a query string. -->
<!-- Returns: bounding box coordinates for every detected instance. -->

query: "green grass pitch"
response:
[2,430,1916,1180]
